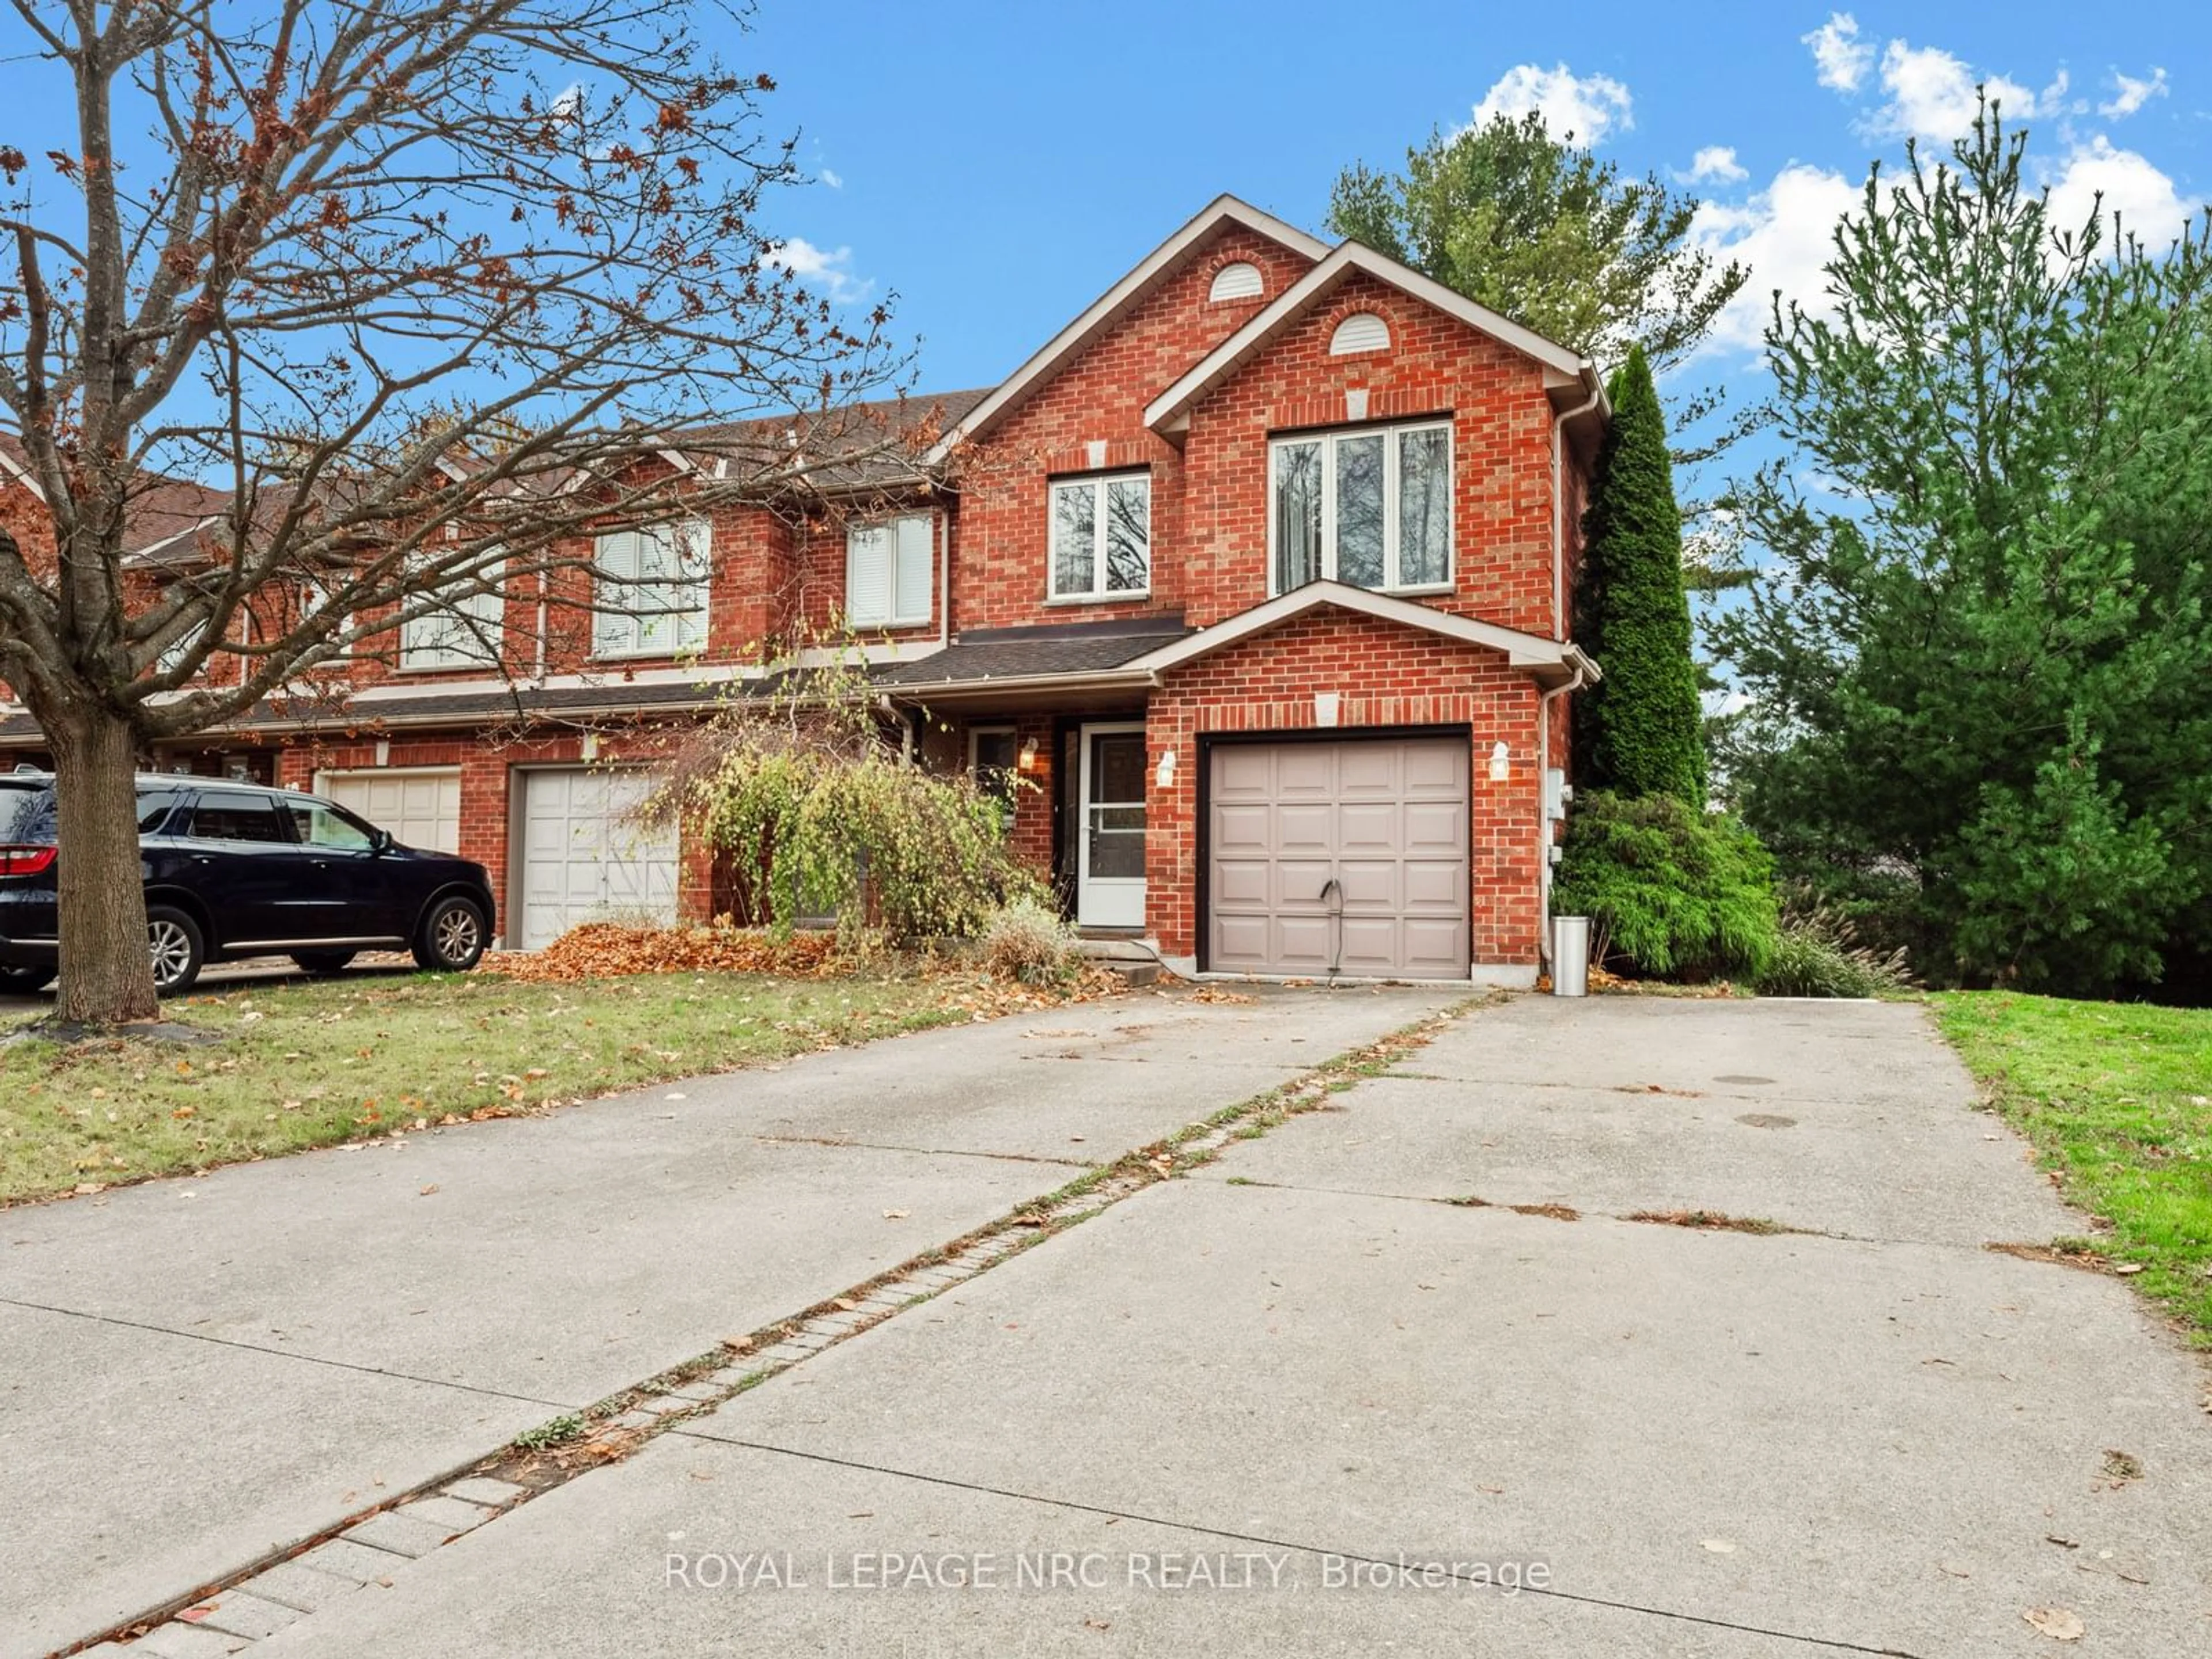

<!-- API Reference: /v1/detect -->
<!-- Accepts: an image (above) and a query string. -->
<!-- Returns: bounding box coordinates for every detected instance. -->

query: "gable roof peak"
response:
[925,196,1329,462]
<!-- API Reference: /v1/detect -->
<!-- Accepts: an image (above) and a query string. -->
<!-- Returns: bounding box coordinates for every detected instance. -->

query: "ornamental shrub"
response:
[1571,343,1706,804]
[982,897,1082,986]
[645,653,1048,944]
[1551,790,1778,980]
[1755,904,1914,998]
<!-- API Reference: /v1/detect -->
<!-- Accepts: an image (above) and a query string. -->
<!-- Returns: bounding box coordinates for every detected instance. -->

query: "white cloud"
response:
[2099,67,2168,120]
[1472,63,1633,145]
[818,166,844,190]
[2046,135,2192,249]
[764,237,873,306]
[1679,145,1749,185]
[1688,163,1865,354]
[1803,13,1873,93]
[1867,39,2044,142]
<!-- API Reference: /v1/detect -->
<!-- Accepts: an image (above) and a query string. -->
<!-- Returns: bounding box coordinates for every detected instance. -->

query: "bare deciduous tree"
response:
[0,0,914,1022]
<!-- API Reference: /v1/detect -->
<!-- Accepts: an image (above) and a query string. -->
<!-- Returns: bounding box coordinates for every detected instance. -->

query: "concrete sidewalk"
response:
[1,980,1449,1658]
[233,996,2212,1658]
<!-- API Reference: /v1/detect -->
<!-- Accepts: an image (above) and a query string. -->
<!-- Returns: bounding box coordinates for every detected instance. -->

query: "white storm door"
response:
[1076,723,1147,929]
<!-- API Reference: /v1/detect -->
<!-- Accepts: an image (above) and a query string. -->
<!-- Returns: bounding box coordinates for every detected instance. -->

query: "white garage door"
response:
[321,768,461,853]
[1209,736,1469,979]
[518,768,678,950]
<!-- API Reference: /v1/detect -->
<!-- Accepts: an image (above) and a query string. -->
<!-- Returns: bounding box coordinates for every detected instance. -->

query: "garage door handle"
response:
[1319,878,1340,908]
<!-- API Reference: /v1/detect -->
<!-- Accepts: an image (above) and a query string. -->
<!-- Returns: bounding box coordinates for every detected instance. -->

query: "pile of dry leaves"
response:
[482,921,1127,1011]
[482,923,846,983]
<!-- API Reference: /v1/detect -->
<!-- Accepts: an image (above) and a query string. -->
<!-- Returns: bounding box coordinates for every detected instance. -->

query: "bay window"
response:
[1270,420,1452,594]
[1049,471,1150,600]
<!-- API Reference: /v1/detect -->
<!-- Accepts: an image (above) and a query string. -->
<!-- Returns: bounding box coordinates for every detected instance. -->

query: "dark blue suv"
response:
[0,772,497,996]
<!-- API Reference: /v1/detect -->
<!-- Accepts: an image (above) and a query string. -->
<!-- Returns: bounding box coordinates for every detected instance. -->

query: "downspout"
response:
[1536,661,1589,973]
[1551,361,1605,643]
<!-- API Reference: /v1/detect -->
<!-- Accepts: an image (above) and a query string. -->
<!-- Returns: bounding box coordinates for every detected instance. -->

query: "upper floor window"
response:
[1209,262,1263,302]
[299,576,355,661]
[1050,472,1150,601]
[1271,421,1452,595]
[594,520,709,658]
[1330,312,1391,355]
[846,514,934,628]
[401,556,505,671]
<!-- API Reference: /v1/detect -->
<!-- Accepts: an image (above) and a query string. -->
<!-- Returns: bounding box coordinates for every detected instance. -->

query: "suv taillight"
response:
[0,845,56,876]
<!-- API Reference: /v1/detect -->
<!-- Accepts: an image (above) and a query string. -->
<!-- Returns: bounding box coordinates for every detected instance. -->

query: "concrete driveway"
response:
[214,995,2212,1659]
[1,980,1452,1658]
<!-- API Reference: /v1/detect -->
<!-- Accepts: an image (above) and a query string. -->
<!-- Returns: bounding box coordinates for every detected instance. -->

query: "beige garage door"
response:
[518,768,678,950]
[321,768,461,853]
[1209,736,1469,979]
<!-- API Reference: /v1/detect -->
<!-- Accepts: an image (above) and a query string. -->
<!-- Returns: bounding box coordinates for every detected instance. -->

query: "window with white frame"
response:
[594,519,710,658]
[298,575,355,661]
[1270,421,1452,594]
[846,514,934,628]
[400,556,506,671]
[1048,471,1150,600]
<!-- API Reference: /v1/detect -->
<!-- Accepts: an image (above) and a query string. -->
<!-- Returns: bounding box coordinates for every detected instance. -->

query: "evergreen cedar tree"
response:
[1571,343,1705,805]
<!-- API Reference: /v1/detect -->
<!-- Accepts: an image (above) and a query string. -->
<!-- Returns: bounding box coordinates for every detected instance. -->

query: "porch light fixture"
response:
[1018,738,1039,772]
[1487,740,1510,782]
[1154,748,1176,789]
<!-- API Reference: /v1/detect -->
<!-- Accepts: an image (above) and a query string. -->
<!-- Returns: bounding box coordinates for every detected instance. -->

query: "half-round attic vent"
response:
[1330,312,1391,355]
[1208,261,1263,302]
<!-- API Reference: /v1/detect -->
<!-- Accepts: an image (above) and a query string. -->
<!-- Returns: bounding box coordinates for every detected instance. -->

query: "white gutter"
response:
[1550,362,1606,641]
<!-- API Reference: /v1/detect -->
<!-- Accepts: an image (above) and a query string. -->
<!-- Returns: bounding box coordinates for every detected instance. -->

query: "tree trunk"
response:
[46,704,158,1024]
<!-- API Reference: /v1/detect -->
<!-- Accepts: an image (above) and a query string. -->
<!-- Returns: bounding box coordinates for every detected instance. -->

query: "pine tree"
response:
[1573,344,1706,804]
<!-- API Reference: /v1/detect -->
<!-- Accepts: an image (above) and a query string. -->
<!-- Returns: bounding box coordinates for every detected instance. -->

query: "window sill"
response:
[1267,581,1455,601]
[848,617,934,632]
[592,647,710,664]
[1044,590,1153,607]
[396,657,502,675]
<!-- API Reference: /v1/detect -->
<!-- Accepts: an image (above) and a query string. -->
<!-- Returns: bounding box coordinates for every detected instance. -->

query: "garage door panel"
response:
[1334,859,1401,908]
[1214,802,1272,855]
[1214,858,1272,906]
[1336,744,1404,795]
[1403,859,1466,910]
[1270,916,1334,971]
[1401,918,1470,977]
[1275,747,1334,795]
[1402,742,1467,793]
[1207,736,1468,979]
[1275,804,1334,853]
[323,768,462,855]
[519,768,677,950]
[1336,801,1400,851]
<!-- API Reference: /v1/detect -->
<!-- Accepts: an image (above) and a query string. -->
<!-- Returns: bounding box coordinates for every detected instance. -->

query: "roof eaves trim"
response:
[1122,581,1590,683]
[1144,243,1590,434]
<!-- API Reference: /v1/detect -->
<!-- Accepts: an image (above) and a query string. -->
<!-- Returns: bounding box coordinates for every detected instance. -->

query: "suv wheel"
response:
[414,895,487,974]
[147,906,206,997]
[0,964,55,995]
[291,950,358,976]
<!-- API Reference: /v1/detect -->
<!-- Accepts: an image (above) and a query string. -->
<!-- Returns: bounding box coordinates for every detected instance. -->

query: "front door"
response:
[1077,722,1147,929]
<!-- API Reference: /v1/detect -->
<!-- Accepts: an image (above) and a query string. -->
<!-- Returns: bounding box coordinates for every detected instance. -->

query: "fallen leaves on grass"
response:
[484,923,842,982]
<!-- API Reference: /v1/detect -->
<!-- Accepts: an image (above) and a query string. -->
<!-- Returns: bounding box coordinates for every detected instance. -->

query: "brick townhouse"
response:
[0,195,1608,983]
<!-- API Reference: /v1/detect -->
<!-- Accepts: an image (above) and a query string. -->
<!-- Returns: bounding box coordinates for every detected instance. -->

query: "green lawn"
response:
[1934,991,2212,1346]
[0,969,980,1205]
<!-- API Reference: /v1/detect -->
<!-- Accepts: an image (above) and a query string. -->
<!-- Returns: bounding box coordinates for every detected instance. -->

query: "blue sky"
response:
[742,1,2209,393]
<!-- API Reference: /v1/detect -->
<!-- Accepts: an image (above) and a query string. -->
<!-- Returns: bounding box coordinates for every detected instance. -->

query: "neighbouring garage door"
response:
[321,768,461,854]
[518,768,678,950]
[1209,736,1469,979]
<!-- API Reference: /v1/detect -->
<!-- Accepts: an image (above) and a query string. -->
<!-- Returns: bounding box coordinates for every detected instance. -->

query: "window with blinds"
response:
[846,514,934,628]
[593,520,711,658]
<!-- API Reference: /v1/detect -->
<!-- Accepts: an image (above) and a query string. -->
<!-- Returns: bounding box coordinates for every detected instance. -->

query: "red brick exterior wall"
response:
[1144,607,1544,969]
[951,224,1313,632]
